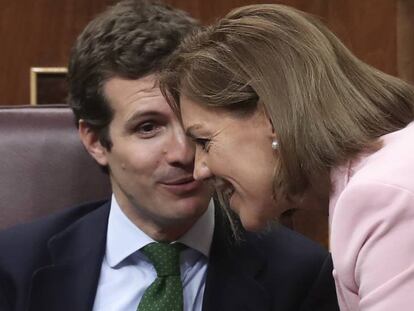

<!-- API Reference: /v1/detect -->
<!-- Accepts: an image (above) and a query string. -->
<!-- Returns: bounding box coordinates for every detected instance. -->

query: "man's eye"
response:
[136,122,159,134]
[135,121,161,138]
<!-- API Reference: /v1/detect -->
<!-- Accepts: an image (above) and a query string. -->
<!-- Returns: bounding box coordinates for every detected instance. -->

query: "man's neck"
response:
[113,195,201,242]
[126,214,198,242]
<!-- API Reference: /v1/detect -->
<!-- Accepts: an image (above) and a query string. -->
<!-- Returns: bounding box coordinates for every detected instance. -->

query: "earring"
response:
[271,140,279,150]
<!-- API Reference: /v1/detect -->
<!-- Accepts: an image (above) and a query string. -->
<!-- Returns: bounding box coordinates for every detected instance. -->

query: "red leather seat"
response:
[0,105,111,230]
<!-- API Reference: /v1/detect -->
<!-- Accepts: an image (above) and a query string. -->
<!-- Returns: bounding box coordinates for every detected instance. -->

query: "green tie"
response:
[137,242,185,311]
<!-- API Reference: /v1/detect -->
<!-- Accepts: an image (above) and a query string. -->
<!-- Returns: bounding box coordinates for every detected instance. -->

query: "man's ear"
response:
[78,120,109,166]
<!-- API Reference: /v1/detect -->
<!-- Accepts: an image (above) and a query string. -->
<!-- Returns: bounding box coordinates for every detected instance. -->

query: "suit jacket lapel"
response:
[202,210,270,311]
[28,202,110,311]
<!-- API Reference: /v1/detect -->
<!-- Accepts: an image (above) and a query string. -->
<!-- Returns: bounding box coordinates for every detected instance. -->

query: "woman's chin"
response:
[233,198,277,232]
[239,214,269,232]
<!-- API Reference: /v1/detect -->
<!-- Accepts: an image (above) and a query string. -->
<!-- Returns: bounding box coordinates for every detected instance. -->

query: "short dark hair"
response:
[68,0,198,149]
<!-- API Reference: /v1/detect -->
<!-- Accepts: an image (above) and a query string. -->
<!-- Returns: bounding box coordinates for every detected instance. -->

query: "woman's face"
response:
[180,96,281,231]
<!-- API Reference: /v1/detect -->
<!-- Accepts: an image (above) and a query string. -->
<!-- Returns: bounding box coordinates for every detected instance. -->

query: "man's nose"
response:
[165,126,194,167]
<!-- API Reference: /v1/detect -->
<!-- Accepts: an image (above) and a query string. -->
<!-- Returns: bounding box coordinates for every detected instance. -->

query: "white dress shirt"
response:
[92,195,215,311]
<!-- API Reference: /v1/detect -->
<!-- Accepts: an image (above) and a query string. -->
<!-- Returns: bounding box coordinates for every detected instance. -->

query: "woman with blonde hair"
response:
[160,4,414,310]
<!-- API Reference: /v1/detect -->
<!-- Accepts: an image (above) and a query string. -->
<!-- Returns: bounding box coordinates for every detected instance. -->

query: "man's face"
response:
[85,75,213,231]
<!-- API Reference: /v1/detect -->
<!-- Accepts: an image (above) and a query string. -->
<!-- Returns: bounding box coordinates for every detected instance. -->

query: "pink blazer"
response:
[329,121,414,311]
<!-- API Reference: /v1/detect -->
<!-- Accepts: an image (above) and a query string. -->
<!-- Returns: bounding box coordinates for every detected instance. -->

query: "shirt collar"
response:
[106,194,215,267]
[177,199,214,258]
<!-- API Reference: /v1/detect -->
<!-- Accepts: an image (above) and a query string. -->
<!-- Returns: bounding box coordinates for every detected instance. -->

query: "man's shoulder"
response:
[242,224,329,271]
[0,200,110,310]
[209,220,337,310]
[244,226,335,306]
[214,211,328,266]
[245,224,327,255]
[0,200,109,261]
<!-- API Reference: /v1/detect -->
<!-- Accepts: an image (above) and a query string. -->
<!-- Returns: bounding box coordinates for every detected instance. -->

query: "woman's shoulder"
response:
[333,121,414,196]
[352,121,414,190]
[329,121,414,226]
[329,123,414,308]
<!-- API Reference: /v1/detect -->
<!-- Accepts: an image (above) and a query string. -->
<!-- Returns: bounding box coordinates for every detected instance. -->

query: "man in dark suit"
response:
[0,1,339,310]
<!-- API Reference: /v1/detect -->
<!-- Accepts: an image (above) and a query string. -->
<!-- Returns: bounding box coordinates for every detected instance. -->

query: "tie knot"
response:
[141,242,185,277]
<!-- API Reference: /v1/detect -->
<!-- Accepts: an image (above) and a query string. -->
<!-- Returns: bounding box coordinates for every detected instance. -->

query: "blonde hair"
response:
[161,4,414,199]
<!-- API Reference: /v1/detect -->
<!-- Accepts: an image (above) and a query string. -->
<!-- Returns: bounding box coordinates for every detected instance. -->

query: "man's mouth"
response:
[159,175,201,195]
[163,175,194,185]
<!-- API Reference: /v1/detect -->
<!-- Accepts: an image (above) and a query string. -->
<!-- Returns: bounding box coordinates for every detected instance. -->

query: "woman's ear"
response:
[78,120,109,166]
[268,117,277,139]
[256,103,276,138]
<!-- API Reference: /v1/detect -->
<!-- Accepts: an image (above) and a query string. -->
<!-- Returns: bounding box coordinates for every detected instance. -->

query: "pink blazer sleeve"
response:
[330,180,414,311]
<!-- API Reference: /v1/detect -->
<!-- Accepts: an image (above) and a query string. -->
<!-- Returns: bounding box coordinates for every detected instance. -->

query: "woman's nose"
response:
[193,151,212,180]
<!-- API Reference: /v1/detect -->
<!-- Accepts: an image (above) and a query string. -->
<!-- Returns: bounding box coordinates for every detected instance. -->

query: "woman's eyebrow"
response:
[185,124,204,138]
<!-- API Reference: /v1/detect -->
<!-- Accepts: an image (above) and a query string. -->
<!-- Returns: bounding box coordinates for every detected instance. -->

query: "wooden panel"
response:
[167,0,397,74]
[0,0,115,106]
[0,0,400,106]
[326,0,397,75]
[397,0,414,84]
[167,0,326,22]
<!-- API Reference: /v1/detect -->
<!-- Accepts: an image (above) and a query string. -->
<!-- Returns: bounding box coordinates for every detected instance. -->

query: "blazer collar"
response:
[28,201,110,311]
[202,209,270,311]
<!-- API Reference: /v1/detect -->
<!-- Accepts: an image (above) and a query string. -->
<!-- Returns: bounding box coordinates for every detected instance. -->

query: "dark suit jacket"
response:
[0,200,339,311]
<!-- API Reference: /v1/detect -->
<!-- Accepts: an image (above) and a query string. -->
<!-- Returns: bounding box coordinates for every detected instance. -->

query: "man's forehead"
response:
[103,76,159,100]
[103,76,170,114]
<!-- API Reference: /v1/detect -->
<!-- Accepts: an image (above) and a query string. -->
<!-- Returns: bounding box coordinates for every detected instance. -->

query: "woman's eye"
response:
[194,138,211,152]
